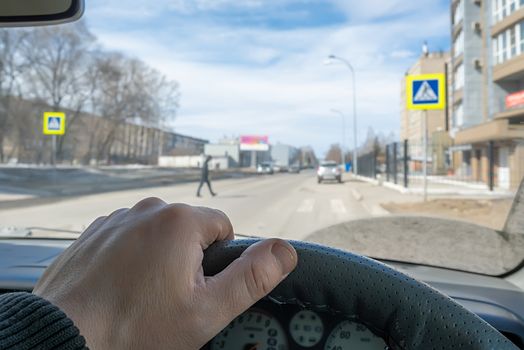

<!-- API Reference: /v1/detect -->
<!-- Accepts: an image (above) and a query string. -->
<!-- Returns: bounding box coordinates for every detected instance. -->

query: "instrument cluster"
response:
[204,300,388,350]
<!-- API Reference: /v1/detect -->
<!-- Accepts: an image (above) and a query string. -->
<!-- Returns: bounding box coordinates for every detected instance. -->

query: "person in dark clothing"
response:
[197,155,217,197]
[0,198,297,349]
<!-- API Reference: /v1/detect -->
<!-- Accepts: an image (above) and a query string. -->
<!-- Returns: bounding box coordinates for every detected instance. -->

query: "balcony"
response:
[492,8,524,36]
[453,52,464,66]
[493,55,524,82]
[454,119,524,144]
[452,20,463,40]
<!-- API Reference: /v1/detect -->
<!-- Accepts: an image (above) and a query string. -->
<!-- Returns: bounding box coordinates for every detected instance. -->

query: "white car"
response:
[257,162,274,175]
[317,161,342,183]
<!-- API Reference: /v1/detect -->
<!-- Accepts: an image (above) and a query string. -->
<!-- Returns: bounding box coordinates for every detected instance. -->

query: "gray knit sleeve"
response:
[0,292,87,349]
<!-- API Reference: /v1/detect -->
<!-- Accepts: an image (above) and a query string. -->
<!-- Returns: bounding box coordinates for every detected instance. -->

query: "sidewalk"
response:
[354,174,514,198]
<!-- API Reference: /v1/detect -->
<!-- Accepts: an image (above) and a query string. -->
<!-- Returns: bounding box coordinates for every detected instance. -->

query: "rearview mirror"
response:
[0,0,84,27]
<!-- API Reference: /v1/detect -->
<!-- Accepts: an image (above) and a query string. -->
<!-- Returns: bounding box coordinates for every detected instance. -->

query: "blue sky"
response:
[85,0,450,156]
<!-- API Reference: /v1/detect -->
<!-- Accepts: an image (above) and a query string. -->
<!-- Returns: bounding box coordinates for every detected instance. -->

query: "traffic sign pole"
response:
[406,73,446,203]
[423,110,428,202]
[51,135,56,166]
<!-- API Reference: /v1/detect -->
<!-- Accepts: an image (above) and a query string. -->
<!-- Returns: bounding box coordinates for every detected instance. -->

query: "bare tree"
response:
[21,21,95,162]
[0,29,26,162]
[87,53,180,164]
[325,144,343,163]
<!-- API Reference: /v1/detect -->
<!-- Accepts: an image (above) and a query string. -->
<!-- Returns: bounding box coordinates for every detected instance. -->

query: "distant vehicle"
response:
[317,161,342,184]
[289,164,301,174]
[257,162,274,175]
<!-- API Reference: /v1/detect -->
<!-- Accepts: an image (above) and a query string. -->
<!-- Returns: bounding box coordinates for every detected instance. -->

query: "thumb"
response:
[205,239,297,331]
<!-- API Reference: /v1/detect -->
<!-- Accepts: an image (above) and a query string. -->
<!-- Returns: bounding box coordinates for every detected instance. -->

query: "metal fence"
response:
[357,152,378,179]
[358,139,495,191]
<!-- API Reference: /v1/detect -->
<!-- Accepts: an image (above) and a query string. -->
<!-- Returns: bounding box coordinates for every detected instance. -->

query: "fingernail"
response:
[271,241,297,275]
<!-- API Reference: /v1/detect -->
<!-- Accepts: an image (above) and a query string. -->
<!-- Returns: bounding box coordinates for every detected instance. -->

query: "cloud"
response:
[85,0,450,156]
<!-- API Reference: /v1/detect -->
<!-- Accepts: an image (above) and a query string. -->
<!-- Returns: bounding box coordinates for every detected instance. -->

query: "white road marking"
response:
[330,199,347,214]
[297,198,315,213]
[351,188,363,201]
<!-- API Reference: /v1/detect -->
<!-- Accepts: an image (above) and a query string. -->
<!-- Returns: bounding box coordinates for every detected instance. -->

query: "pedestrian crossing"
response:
[295,197,385,216]
[296,198,348,214]
[296,198,315,213]
[330,199,347,214]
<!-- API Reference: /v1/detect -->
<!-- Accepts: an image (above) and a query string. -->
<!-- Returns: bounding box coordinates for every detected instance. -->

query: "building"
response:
[204,143,241,168]
[400,51,452,174]
[450,0,524,190]
[1,98,208,165]
[204,136,271,168]
[162,133,208,156]
[270,144,300,169]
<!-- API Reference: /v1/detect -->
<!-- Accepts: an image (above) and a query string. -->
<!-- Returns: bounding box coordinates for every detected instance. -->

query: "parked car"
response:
[317,161,342,183]
[257,162,274,175]
[289,164,301,174]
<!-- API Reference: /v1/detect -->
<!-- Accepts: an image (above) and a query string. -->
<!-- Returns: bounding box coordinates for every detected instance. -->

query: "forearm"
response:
[0,292,87,350]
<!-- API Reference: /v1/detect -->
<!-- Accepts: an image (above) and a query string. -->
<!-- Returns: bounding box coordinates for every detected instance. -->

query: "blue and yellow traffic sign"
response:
[406,73,446,110]
[43,112,66,135]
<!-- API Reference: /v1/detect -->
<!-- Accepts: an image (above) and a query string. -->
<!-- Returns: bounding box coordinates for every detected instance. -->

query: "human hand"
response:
[33,198,298,349]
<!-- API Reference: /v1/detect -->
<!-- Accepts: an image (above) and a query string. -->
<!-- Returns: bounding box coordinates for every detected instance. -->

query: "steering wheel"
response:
[203,239,517,350]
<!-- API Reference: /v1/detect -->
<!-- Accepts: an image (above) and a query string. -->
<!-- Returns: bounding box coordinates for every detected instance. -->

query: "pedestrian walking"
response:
[197,155,217,197]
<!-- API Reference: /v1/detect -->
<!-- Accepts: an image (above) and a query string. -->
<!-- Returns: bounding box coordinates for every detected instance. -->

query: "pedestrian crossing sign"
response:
[43,112,66,135]
[406,73,446,110]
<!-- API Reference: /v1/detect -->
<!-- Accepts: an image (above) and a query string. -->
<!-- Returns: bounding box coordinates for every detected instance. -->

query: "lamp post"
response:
[324,55,358,175]
[330,109,346,165]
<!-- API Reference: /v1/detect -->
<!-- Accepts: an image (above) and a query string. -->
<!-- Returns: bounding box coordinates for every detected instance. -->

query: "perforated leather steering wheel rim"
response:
[203,239,517,350]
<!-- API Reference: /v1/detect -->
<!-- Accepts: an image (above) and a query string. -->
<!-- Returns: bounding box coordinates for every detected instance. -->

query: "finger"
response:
[164,204,234,249]
[193,207,234,249]
[82,215,107,235]
[79,208,128,241]
[203,239,297,334]
[130,197,167,213]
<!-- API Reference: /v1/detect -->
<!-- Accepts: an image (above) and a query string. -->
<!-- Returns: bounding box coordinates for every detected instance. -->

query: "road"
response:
[1,170,521,276]
[0,171,409,240]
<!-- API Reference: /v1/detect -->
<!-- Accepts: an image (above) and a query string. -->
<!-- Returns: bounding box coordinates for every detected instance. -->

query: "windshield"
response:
[0,0,522,276]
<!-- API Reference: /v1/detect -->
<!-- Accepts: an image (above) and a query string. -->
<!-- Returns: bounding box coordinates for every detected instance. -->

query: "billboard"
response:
[240,135,269,151]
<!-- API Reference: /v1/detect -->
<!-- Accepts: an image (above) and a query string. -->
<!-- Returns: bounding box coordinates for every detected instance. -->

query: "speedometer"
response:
[324,320,386,350]
[211,310,287,350]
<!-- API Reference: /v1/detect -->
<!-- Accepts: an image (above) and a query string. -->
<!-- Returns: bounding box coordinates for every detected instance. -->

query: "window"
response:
[510,26,517,58]
[454,103,464,128]
[454,30,464,57]
[454,0,464,25]
[493,21,524,65]
[520,21,524,53]
[454,63,464,91]
[493,0,523,23]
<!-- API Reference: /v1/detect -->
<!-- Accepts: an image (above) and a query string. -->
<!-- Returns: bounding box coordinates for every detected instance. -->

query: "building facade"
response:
[451,0,524,190]
[271,144,300,169]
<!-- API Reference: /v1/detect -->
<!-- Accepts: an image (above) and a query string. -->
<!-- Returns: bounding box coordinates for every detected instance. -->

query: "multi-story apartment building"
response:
[451,0,524,190]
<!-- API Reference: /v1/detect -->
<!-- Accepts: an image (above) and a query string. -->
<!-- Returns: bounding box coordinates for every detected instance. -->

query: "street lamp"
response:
[324,54,358,175]
[330,109,346,165]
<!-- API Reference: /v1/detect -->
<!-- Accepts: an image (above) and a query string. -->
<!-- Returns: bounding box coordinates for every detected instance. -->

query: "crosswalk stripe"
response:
[330,199,347,214]
[297,198,314,213]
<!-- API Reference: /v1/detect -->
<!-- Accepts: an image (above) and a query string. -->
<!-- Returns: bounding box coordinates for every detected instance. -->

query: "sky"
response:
[85,0,450,156]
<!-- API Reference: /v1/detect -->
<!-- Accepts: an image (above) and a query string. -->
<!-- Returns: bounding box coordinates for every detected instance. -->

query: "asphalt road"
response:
[0,170,407,240]
[1,170,521,276]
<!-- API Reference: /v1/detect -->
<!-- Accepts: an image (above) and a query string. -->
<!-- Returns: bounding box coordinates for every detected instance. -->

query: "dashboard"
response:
[204,300,387,350]
[0,238,524,348]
